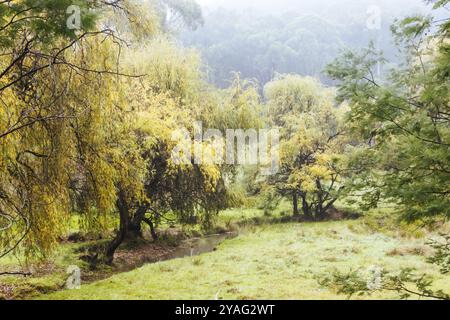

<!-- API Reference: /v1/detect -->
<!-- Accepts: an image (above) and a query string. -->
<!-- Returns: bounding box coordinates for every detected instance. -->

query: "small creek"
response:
[151,232,238,263]
[111,231,239,275]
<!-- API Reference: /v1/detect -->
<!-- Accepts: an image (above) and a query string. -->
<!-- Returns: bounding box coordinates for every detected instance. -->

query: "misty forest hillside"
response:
[183,0,431,86]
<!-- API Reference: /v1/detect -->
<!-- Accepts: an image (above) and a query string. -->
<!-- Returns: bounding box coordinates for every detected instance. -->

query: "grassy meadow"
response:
[42,219,449,300]
[2,204,448,300]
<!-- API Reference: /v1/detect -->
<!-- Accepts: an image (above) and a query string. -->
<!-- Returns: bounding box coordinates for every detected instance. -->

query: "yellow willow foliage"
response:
[123,39,227,196]
[65,40,146,231]
[0,36,147,258]
[0,93,19,167]
[104,0,161,41]
[207,77,263,131]
[265,75,350,198]
[124,39,203,142]
[0,0,166,259]
[265,75,336,131]
[125,39,203,103]
[0,58,76,257]
[23,185,70,259]
[199,164,222,192]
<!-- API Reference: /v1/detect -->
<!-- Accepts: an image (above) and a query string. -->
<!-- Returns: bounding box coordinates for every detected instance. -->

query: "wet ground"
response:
[113,232,238,273]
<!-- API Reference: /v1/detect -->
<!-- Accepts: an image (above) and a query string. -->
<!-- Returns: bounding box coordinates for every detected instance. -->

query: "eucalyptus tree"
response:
[325,0,450,222]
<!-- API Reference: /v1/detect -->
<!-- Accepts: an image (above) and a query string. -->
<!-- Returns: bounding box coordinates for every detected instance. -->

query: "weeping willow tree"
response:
[262,75,350,220]
[0,0,161,262]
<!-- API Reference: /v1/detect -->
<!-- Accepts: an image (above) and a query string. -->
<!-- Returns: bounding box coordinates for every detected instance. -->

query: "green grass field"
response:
[39,219,449,300]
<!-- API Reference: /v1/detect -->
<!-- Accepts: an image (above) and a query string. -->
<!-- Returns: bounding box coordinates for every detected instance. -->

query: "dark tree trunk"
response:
[143,217,158,241]
[127,204,149,239]
[106,189,129,264]
[315,179,324,220]
[316,208,326,221]
[293,193,300,216]
[301,193,312,220]
[318,198,338,221]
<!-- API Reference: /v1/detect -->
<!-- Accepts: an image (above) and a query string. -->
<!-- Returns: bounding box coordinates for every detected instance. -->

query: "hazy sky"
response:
[196,0,427,16]
[197,0,301,8]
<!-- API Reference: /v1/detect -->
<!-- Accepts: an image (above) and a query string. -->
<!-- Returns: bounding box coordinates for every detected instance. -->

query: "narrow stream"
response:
[155,232,238,262]
[80,232,239,284]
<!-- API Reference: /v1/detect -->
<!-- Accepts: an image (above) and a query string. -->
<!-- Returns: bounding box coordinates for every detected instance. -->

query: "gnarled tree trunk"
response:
[105,189,129,264]
[127,204,149,239]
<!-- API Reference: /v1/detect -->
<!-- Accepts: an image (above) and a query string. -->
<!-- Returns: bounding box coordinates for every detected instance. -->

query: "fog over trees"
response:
[197,0,427,16]
[182,0,430,87]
